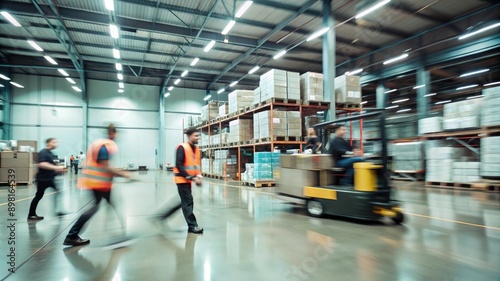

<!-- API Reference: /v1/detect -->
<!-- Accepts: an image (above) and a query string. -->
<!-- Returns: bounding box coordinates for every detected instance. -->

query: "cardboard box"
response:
[0,167,35,183]
[279,154,333,170]
[334,75,361,104]
[219,105,228,116]
[17,140,37,152]
[1,152,34,168]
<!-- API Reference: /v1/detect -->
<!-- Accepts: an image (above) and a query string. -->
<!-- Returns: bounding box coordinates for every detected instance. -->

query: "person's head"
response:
[46,138,58,150]
[334,125,347,138]
[185,128,200,144]
[107,123,117,140]
[71,155,73,157]
[307,128,316,137]
[80,151,83,154]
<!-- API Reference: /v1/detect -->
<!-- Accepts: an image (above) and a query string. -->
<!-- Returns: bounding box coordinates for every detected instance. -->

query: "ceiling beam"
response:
[388,2,461,33]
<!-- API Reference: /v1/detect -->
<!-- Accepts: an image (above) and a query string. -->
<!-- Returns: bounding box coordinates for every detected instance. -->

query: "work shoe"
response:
[63,236,90,246]
[56,212,70,217]
[188,226,204,234]
[27,215,44,221]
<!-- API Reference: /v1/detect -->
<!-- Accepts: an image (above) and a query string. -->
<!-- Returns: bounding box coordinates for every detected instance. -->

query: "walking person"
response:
[72,154,79,175]
[69,155,75,171]
[304,128,322,154]
[28,138,68,221]
[157,128,204,234]
[63,124,131,246]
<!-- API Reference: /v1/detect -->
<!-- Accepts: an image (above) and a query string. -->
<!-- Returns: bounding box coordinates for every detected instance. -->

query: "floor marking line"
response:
[0,188,69,206]
[405,212,500,231]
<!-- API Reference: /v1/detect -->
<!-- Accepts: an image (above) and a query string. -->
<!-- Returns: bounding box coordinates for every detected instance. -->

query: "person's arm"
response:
[38,162,66,171]
[175,146,192,179]
[96,145,130,178]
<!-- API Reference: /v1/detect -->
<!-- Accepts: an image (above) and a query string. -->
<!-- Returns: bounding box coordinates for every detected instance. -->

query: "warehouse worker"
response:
[63,124,131,246]
[328,125,364,186]
[72,154,79,175]
[79,151,86,169]
[304,128,322,154]
[170,127,204,234]
[69,155,75,171]
[28,138,68,221]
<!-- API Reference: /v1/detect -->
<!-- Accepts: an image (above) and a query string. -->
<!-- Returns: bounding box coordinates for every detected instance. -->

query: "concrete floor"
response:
[0,171,499,281]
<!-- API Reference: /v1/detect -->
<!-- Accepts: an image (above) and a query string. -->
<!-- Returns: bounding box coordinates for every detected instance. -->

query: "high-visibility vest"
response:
[77,139,119,190]
[173,143,201,184]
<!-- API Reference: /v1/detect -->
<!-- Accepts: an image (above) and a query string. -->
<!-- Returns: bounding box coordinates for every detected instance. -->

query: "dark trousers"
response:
[67,190,112,237]
[70,161,74,171]
[336,157,365,185]
[176,183,198,229]
[29,180,59,216]
[73,163,79,174]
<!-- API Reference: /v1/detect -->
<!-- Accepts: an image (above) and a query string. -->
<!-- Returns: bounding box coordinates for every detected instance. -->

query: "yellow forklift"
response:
[276,110,404,224]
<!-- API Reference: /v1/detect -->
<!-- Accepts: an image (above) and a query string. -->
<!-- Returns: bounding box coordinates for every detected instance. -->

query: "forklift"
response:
[276,109,404,224]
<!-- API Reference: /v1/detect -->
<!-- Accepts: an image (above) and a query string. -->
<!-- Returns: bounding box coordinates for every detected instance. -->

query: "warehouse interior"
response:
[0,0,499,280]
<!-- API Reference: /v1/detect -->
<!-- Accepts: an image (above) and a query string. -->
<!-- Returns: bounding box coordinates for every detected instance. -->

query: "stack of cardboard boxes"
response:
[212,150,237,178]
[287,111,302,137]
[256,69,301,103]
[392,142,424,172]
[443,98,483,130]
[418,117,443,135]
[228,90,253,114]
[286,71,301,101]
[481,136,500,178]
[0,140,38,184]
[228,119,253,143]
[300,72,324,102]
[334,75,362,105]
[201,102,219,122]
[201,158,212,175]
[481,86,500,126]
[252,152,280,181]
[253,110,287,140]
[219,104,228,117]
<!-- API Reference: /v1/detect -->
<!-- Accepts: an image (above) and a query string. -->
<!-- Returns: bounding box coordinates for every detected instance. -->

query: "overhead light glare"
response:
[27,40,43,52]
[413,85,425,89]
[273,50,287,60]
[436,100,452,105]
[164,92,170,97]
[168,86,174,91]
[456,84,478,91]
[230,81,238,87]
[1,11,22,27]
[424,93,437,97]
[117,73,123,80]
[44,56,57,65]
[384,89,397,93]
[66,77,76,84]
[118,89,124,93]
[0,74,10,80]
[460,69,489,77]
[392,98,409,104]
[306,27,330,42]
[115,63,122,71]
[109,24,119,39]
[58,69,69,76]
[181,70,188,77]
[0,84,4,87]
[385,105,399,110]
[113,48,120,59]
[104,0,115,11]
[204,40,215,52]
[484,81,500,87]
[204,94,212,101]
[355,0,391,19]
[466,95,483,100]
[221,20,236,35]
[459,22,500,40]
[72,86,82,92]
[10,82,24,88]
[174,79,181,85]
[360,101,368,105]
[345,68,363,76]
[383,53,409,65]
[190,57,200,66]
[217,88,225,94]
[119,82,124,88]
[248,66,260,74]
[397,108,411,113]
[235,1,253,18]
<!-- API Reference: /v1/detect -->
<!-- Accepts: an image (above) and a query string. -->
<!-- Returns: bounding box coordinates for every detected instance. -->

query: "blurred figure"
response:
[79,151,86,169]
[304,128,322,154]
[70,155,75,171]
[328,126,364,186]
[64,124,131,246]
[28,138,68,221]
[73,154,79,175]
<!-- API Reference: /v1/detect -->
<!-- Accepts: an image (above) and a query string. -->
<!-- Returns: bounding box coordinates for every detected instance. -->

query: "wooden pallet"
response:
[256,136,301,142]
[242,181,276,188]
[425,180,500,192]
[471,180,500,192]
[337,103,362,109]
[260,98,301,106]
[303,100,331,106]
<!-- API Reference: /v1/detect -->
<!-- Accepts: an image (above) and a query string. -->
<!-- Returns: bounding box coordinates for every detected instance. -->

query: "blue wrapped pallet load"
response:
[253,152,280,181]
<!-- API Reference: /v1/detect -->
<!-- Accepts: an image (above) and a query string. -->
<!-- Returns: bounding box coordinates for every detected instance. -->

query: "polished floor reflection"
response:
[0,171,499,281]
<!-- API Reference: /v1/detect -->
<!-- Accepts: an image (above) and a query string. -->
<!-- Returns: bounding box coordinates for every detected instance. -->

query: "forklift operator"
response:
[328,125,364,186]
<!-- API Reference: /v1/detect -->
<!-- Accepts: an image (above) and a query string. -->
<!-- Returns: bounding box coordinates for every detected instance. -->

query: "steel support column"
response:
[82,76,88,154]
[322,0,336,121]
[416,67,430,120]
[158,90,165,169]
[1,68,11,140]
[376,83,386,109]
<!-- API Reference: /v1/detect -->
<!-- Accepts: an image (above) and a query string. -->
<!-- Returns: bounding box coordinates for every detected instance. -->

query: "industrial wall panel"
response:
[11,74,39,104]
[164,112,185,130]
[11,126,38,142]
[40,127,85,158]
[11,104,39,125]
[164,129,184,163]
[87,80,159,110]
[88,108,158,128]
[39,76,83,106]
[40,106,83,126]
[164,88,214,113]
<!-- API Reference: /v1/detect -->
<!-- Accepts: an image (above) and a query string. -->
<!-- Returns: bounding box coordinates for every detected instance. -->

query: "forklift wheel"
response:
[306,200,324,217]
[392,213,405,224]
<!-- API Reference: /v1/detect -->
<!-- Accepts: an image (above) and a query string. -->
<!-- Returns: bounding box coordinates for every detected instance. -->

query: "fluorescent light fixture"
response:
[168,86,174,91]
[397,108,411,113]
[383,53,409,65]
[119,82,124,88]
[109,24,119,38]
[27,40,43,52]
[190,57,199,66]
[115,63,122,71]
[0,74,10,80]
[204,40,215,52]
[459,22,500,40]
[113,48,120,59]
[413,85,425,89]
[273,50,287,59]
[181,70,188,77]
[346,68,363,76]
[117,73,123,80]
[466,95,483,100]
[118,89,124,93]
[484,81,500,87]
[360,101,368,105]
[355,0,391,19]
[1,11,21,27]
[424,93,437,97]
[384,89,397,93]
[10,82,24,88]
[164,92,170,97]
[72,86,82,92]
[317,111,324,114]
[460,69,489,77]
[0,84,3,87]
[104,0,114,11]
[392,98,409,104]
[248,66,260,74]
[58,69,69,76]
[435,100,451,105]
[230,81,238,87]
[174,79,181,85]
[221,20,236,35]
[44,56,57,65]
[235,1,253,18]
[204,94,212,101]
[385,105,399,110]
[306,27,330,42]
[65,77,76,84]
[456,84,478,91]
[217,88,225,94]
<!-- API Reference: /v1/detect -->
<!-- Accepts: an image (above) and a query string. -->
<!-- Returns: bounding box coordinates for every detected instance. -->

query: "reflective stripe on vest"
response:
[173,143,201,184]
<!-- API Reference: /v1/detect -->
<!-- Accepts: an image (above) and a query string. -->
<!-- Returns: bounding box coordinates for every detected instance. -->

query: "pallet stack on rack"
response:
[0,140,38,185]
